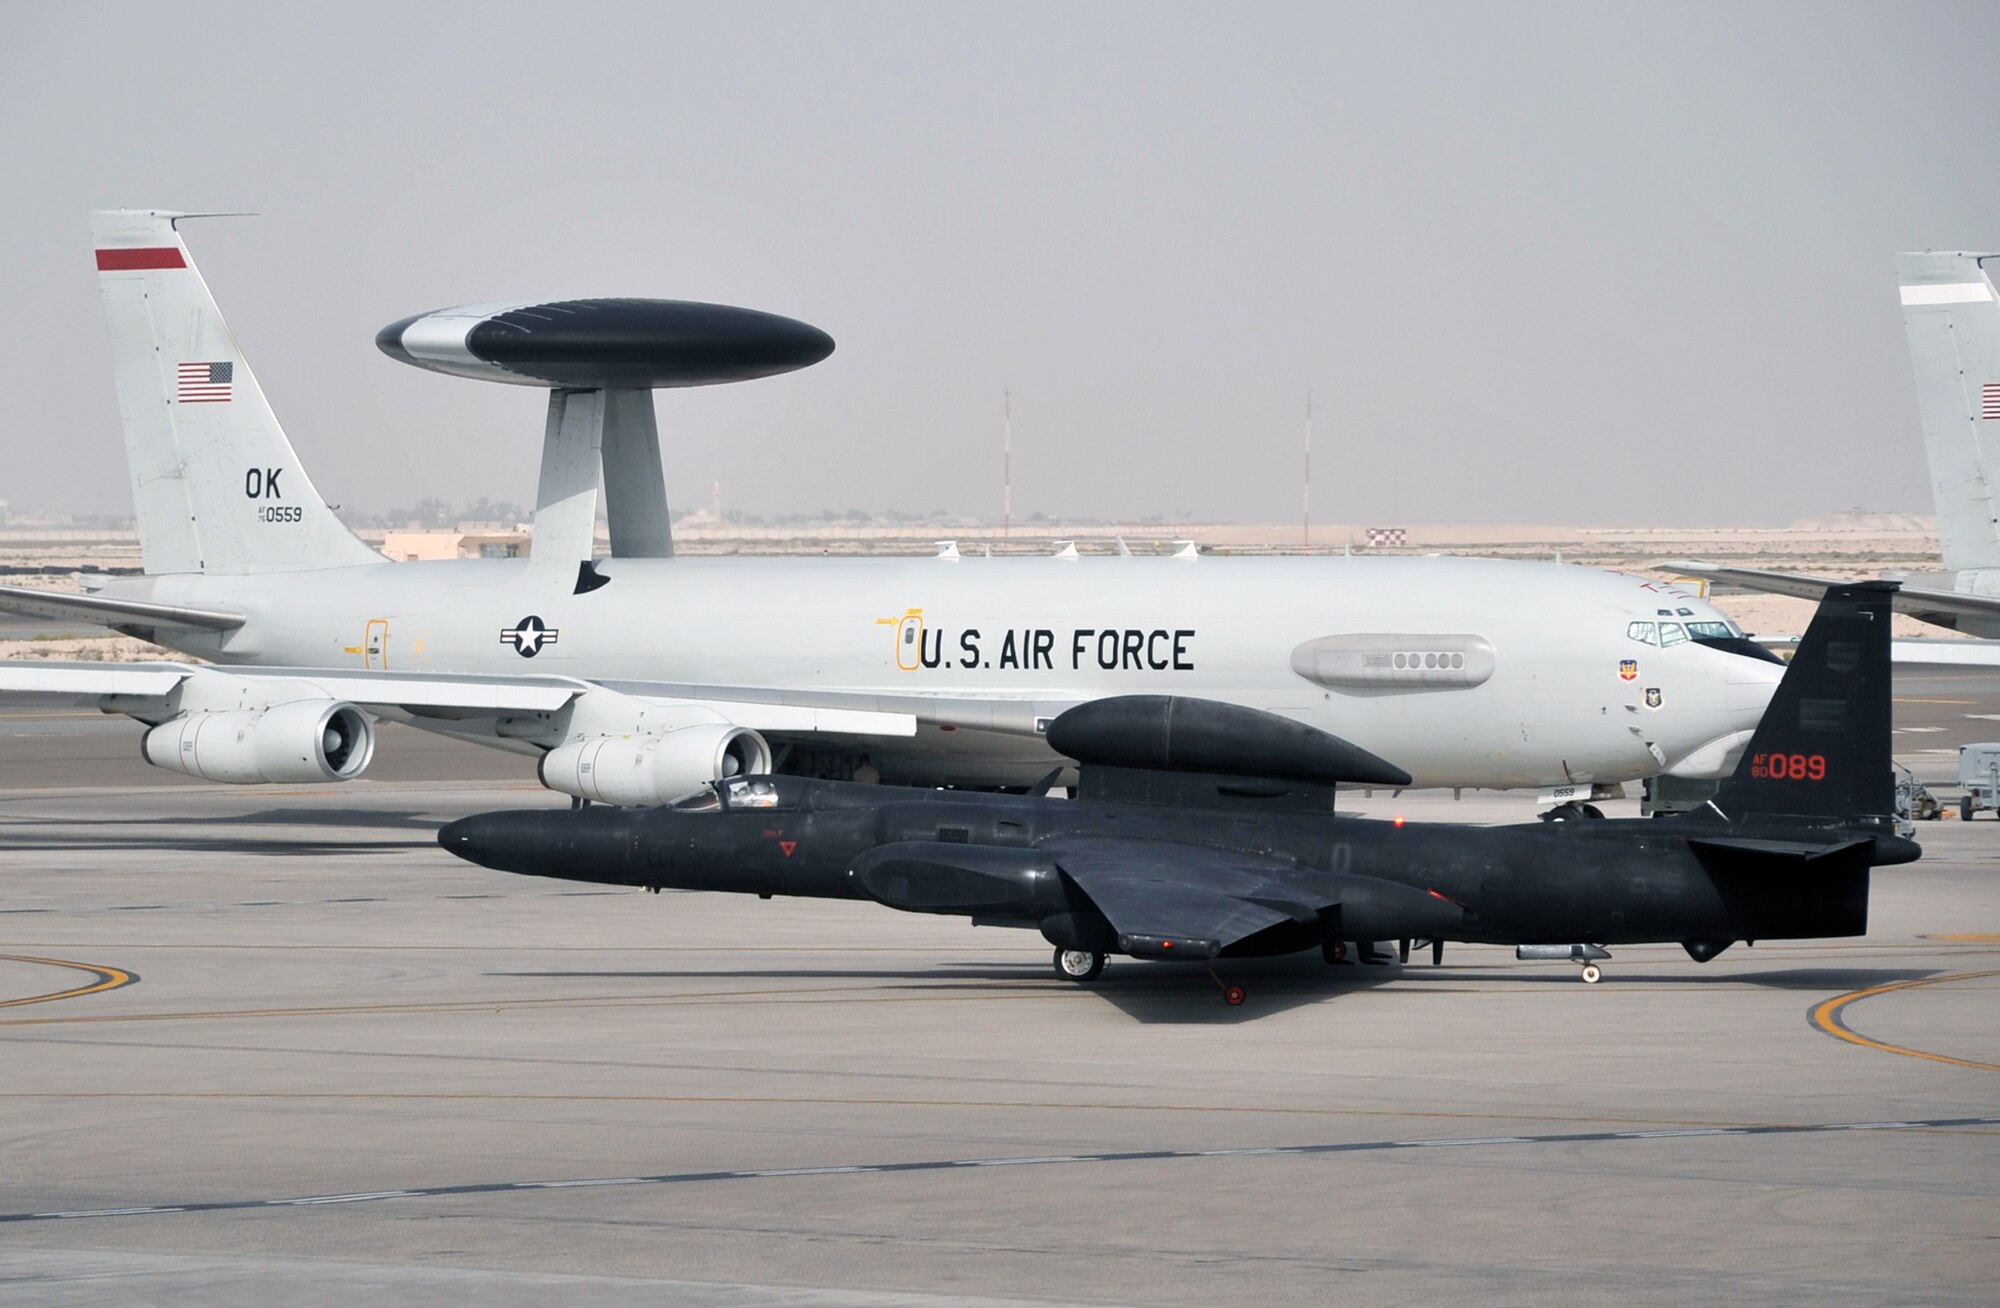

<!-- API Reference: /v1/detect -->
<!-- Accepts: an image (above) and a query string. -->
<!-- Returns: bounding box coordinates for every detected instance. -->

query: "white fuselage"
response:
[115,553,1780,790]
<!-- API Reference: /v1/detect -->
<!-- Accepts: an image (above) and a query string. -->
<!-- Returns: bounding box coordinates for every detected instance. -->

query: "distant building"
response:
[382,528,530,562]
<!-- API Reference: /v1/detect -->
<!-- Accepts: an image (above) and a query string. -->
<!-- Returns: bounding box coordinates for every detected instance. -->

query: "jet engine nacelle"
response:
[140,700,375,784]
[538,725,772,807]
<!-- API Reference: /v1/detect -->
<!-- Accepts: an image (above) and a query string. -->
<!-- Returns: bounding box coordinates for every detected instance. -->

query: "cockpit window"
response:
[1626,621,1658,645]
[673,788,725,812]
[721,777,784,808]
[1659,622,1688,647]
[1686,621,1735,640]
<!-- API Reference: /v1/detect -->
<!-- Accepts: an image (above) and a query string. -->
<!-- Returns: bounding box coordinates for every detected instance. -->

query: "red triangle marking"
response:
[779,840,798,858]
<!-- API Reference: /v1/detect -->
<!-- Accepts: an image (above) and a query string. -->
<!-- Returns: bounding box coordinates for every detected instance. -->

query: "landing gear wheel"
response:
[1580,963,1603,984]
[1222,984,1247,1007]
[1054,947,1105,982]
[1580,803,1605,819]
[1962,796,1975,822]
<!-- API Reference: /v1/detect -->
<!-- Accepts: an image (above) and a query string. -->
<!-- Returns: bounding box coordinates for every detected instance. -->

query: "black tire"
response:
[1962,797,1975,822]
[1053,947,1105,982]
[1580,803,1606,819]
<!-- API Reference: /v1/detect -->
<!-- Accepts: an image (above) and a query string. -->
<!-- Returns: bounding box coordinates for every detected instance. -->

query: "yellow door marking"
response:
[1810,969,2000,1072]
[0,955,138,1009]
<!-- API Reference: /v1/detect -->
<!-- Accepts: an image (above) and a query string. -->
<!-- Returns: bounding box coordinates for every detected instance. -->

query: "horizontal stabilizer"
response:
[0,584,244,633]
[1686,835,1871,863]
[1666,562,2000,623]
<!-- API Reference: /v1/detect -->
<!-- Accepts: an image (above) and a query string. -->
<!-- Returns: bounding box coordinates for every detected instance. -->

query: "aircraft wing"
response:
[1044,836,1323,956]
[1666,561,2000,625]
[0,658,1084,739]
[0,583,244,633]
[1890,640,2000,668]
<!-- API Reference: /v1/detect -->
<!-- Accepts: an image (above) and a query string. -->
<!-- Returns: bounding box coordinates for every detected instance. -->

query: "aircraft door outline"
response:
[365,618,389,670]
[895,609,923,672]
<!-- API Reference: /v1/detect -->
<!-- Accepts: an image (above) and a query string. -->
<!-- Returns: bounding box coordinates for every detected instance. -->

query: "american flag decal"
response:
[1983,382,2000,421]
[177,361,233,404]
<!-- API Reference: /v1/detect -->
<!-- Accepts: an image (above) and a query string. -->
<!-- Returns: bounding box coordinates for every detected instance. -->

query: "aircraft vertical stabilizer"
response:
[1898,251,2000,574]
[1708,582,1895,824]
[91,210,381,576]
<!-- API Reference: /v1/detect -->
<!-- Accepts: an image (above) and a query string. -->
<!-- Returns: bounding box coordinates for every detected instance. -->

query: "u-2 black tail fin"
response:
[1708,581,1896,825]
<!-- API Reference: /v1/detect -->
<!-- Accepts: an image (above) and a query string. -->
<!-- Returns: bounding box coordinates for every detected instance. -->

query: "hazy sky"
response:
[5,2,1998,526]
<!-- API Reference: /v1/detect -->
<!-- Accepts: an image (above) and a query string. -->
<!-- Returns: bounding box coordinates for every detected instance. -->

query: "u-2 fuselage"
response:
[116,552,1780,790]
[450,777,1887,952]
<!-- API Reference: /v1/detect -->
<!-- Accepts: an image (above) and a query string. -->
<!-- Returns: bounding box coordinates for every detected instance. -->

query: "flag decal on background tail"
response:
[1983,382,2000,421]
[177,361,233,404]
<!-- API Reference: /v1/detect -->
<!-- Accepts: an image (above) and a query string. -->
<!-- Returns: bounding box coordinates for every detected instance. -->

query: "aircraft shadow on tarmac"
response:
[0,806,442,831]
[483,958,1943,1022]
[489,955,1415,1022]
[0,835,429,856]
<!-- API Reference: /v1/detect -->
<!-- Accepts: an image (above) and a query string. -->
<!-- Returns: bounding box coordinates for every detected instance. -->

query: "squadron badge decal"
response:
[1644,686,1664,709]
[1619,659,1639,682]
[501,615,560,658]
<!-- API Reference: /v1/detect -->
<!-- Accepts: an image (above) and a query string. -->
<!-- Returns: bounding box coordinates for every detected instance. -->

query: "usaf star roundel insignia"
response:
[501,615,560,658]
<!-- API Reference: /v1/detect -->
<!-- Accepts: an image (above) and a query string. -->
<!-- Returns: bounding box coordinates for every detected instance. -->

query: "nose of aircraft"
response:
[438,813,517,870]
[1724,655,1784,733]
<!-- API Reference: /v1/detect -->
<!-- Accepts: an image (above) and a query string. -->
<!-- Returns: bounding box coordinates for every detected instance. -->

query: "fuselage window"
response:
[1627,621,1658,645]
[1659,622,1688,647]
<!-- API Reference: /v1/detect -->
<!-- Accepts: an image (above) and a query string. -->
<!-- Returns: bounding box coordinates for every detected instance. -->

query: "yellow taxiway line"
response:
[1810,969,2000,1072]
[0,954,138,1009]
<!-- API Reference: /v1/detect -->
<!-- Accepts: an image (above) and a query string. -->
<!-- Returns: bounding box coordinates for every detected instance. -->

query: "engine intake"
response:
[539,724,771,807]
[141,700,375,784]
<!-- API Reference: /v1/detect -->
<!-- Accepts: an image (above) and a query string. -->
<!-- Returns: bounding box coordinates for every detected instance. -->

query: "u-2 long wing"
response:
[1043,836,1325,957]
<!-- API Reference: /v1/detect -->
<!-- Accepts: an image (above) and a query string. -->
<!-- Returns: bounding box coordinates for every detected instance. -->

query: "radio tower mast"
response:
[1302,390,1312,547]
[1002,387,1013,538]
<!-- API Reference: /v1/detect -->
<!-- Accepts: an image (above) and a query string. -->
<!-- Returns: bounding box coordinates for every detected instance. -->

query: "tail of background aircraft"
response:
[91,210,381,576]
[1707,581,1894,824]
[1898,250,2000,575]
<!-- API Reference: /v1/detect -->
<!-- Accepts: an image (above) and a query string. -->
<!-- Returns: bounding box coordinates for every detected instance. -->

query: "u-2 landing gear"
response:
[1516,943,1611,982]
[1053,947,1106,982]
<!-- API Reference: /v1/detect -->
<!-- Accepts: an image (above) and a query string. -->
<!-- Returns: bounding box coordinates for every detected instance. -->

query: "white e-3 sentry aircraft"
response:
[0,211,1783,810]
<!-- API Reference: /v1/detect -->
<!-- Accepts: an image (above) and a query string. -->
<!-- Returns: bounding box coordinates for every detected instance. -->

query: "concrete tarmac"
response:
[0,709,1996,1305]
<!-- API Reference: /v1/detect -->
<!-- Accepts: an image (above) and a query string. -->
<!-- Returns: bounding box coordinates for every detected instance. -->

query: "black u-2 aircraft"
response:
[441,583,1917,1004]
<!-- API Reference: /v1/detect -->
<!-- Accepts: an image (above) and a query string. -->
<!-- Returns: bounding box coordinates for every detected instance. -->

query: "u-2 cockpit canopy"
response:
[674,775,804,812]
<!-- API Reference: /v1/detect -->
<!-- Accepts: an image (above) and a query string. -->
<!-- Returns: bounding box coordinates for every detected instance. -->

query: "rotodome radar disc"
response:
[376,298,834,388]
